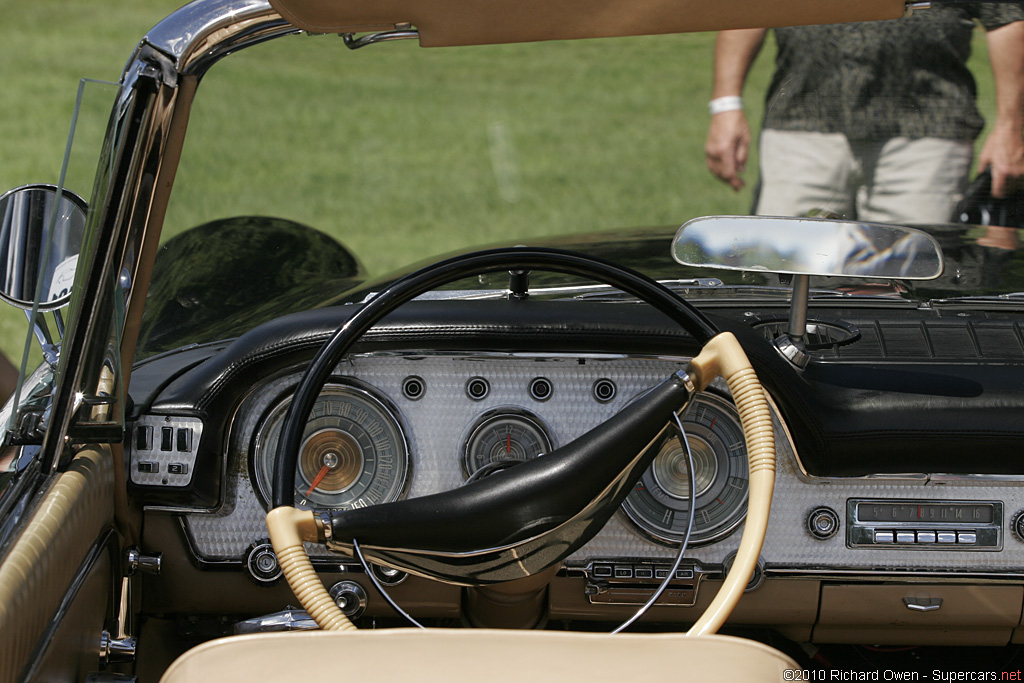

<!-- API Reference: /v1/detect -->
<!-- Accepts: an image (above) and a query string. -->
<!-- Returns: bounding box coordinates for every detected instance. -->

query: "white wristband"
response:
[708,96,743,115]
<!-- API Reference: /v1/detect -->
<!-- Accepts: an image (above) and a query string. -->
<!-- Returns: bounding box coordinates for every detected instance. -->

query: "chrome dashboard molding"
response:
[764,567,1024,582]
[356,279,727,304]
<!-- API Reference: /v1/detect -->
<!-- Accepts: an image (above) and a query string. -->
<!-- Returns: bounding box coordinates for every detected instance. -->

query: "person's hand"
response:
[978,124,1024,198]
[704,110,750,191]
[977,225,1020,250]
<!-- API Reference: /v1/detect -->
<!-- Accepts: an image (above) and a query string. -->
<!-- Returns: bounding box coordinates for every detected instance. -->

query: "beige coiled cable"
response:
[266,506,356,631]
[685,332,775,636]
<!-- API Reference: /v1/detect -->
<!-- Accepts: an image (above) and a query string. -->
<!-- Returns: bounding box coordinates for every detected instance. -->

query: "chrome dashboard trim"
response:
[764,567,1024,582]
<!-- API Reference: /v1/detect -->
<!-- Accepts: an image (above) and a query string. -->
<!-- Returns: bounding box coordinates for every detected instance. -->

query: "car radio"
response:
[846,499,1002,550]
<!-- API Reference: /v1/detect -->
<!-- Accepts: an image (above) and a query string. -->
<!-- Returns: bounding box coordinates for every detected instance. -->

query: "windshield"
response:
[6,3,1024,367]
[153,16,1021,305]
[162,34,759,272]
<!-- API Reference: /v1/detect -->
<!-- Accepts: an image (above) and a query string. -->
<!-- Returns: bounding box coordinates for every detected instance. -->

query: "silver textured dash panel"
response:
[181,352,1024,577]
[184,354,692,561]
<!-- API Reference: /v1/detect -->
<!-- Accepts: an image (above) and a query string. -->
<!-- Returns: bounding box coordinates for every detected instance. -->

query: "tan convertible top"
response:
[268,0,908,47]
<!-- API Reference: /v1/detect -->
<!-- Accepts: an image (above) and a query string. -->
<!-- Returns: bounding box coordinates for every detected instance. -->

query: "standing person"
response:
[704,4,1024,224]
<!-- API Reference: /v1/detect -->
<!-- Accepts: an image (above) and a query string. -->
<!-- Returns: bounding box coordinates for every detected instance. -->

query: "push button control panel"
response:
[129,415,204,487]
[847,499,1001,551]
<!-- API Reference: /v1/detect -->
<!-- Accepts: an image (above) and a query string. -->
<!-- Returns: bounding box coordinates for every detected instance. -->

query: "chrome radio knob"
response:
[807,507,840,540]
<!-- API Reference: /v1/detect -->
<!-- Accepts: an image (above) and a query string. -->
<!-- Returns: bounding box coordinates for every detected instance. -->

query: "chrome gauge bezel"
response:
[251,381,411,511]
[620,391,749,546]
[460,407,555,480]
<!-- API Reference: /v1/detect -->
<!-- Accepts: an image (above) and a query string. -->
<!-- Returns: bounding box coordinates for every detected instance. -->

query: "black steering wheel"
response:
[266,246,775,636]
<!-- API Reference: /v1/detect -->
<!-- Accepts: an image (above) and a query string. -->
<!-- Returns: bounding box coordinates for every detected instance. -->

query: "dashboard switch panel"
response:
[130,415,204,487]
[574,559,708,606]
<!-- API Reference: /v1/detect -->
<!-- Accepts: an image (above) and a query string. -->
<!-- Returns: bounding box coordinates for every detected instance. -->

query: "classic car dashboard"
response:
[127,299,1024,643]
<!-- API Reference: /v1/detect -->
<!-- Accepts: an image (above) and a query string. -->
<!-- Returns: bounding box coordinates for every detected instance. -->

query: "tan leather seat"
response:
[160,628,800,682]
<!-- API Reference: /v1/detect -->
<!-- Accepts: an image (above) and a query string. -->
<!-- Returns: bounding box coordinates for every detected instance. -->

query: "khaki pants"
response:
[755,130,973,224]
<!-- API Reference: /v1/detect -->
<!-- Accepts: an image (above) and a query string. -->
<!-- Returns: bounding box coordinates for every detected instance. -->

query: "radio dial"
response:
[1012,510,1024,542]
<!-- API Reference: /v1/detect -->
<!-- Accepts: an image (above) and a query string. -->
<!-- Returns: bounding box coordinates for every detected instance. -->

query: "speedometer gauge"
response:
[252,384,410,510]
[621,392,748,546]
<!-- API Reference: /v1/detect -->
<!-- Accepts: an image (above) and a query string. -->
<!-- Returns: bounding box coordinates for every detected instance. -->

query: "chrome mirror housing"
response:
[673,215,943,280]
[0,184,87,311]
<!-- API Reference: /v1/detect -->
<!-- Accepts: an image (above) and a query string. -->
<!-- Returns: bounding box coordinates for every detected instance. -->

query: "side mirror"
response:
[0,184,87,311]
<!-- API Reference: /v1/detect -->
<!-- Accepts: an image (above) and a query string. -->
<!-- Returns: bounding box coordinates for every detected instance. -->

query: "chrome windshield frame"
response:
[42,0,299,472]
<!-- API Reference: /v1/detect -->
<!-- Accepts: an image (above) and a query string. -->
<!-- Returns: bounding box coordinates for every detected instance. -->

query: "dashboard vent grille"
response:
[817,319,1024,362]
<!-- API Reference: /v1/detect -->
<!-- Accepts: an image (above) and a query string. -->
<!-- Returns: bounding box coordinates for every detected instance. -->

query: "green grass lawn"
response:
[0,0,1002,367]
[164,32,770,274]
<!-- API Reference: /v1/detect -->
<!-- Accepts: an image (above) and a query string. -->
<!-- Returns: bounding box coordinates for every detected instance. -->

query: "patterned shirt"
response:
[763,3,1024,141]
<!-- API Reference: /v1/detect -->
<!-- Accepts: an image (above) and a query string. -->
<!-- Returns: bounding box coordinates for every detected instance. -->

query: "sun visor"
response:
[268,0,909,47]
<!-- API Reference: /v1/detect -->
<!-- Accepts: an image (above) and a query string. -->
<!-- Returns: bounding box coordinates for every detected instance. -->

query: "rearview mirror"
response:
[0,184,87,311]
[673,215,943,280]
[673,215,944,368]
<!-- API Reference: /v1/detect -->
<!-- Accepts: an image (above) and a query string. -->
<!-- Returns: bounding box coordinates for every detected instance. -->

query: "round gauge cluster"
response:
[621,392,749,546]
[252,384,410,510]
[461,409,553,480]
[249,375,747,550]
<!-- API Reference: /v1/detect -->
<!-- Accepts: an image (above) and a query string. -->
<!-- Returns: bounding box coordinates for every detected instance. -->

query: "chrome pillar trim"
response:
[47,0,304,464]
[140,0,299,77]
[44,67,156,462]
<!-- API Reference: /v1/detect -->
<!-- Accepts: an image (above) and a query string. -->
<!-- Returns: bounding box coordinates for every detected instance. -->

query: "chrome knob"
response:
[245,541,282,585]
[807,507,840,540]
[125,548,162,576]
[329,580,368,619]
